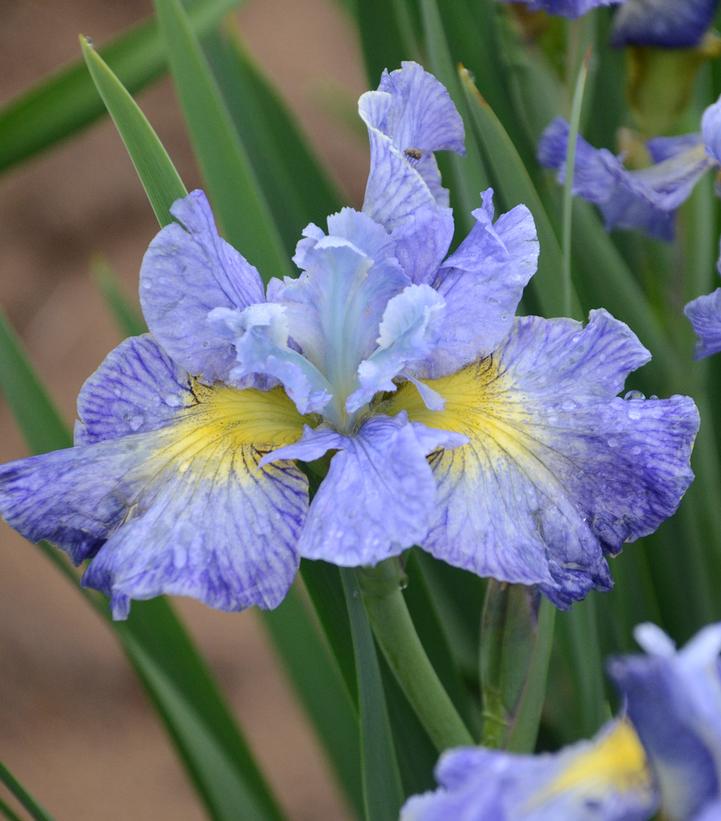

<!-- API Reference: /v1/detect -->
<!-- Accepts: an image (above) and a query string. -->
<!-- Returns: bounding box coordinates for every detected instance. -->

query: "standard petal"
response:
[608,623,721,821]
[271,234,409,418]
[139,189,266,382]
[539,118,713,241]
[75,334,194,445]
[420,190,539,378]
[347,284,446,413]
[611,0,719,48]
[390,205,454,285]
[386,310,699,607]
[401,720,656,821]
[0,381,308,617]
[685,288,721,359]
[276,415,459,567]
[360,61,464,229]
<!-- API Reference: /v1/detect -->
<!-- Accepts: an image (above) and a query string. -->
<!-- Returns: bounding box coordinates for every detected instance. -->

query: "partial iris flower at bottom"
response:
[609,623,721,821]
[404,622,721,821]
[401,719,656,820]
[539,96,721,242]
[0,62,700,617]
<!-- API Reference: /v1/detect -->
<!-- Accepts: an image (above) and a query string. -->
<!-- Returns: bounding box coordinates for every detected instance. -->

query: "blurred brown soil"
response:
[0,1,369,818]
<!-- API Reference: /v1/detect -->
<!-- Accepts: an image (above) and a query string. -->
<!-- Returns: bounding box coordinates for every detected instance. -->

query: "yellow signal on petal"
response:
[545,721,651,797]
[143,381,307,481]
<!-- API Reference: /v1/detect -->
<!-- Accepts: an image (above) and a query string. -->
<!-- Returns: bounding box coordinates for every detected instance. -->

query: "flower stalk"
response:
[357,557,474,751]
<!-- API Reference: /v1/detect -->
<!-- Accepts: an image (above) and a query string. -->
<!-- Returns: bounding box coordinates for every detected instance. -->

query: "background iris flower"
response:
[609,623,721,820]
[539,97,721,241]
[499,0,624,19]
[403,621,721,821]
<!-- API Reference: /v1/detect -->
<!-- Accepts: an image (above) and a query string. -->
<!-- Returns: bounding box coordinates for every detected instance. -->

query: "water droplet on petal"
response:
[624,390,645,401]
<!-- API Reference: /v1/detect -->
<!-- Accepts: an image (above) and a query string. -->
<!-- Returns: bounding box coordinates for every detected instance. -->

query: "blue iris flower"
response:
[611,0,720,49]
[0,62,699,617]
[499,0,624,19]
[539,97,721,242]
[403,621,721,821]
[401,719,657,820]
[608,623,721,821]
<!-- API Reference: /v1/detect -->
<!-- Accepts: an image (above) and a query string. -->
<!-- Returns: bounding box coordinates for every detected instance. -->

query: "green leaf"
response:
[418,0,489,234]
[458,65,579,318]
[81,37,187,226]
[154,0,287,278]
[0,763,54,821]
[0,796,24,821]
[203,27,342,254]
[341,569,404,821]
[0,0,240,174]
[261,587,363,815]
[354,0,421,86]
[0,313,71,453]
[93,257,146,337]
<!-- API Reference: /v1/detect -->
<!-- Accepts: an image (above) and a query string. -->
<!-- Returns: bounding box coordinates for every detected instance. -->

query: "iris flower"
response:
[539,97,721,241]
[611,0,720,49]
[609,623,721,821]
[0,62,699,617]
[401,720,656,820]
[499,0,623,19]
[403,621,721,821]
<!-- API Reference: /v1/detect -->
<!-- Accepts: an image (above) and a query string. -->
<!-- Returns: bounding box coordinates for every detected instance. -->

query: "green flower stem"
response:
[357,558,474,751]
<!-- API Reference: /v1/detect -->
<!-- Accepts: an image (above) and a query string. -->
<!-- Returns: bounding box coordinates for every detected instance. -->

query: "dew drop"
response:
[624,390,645,401]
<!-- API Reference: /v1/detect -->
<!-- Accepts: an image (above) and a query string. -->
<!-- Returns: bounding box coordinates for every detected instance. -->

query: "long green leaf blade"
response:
[154,0,287,277]
[0,764,54,821]
[81,38,187,226]
[458,66,580,318]
[342,570,404,821]
[0,0,240,173]
[204,27,342,253]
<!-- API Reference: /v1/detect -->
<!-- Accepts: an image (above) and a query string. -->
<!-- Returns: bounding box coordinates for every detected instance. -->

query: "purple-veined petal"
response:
[420,190,539,378]
[0,347,308,617]
[360,61,464,229]
[390,205,455,285]
[266,414,464,567]
[75,334,194,445]
[387,310,698,607]
[139,189,266,383]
